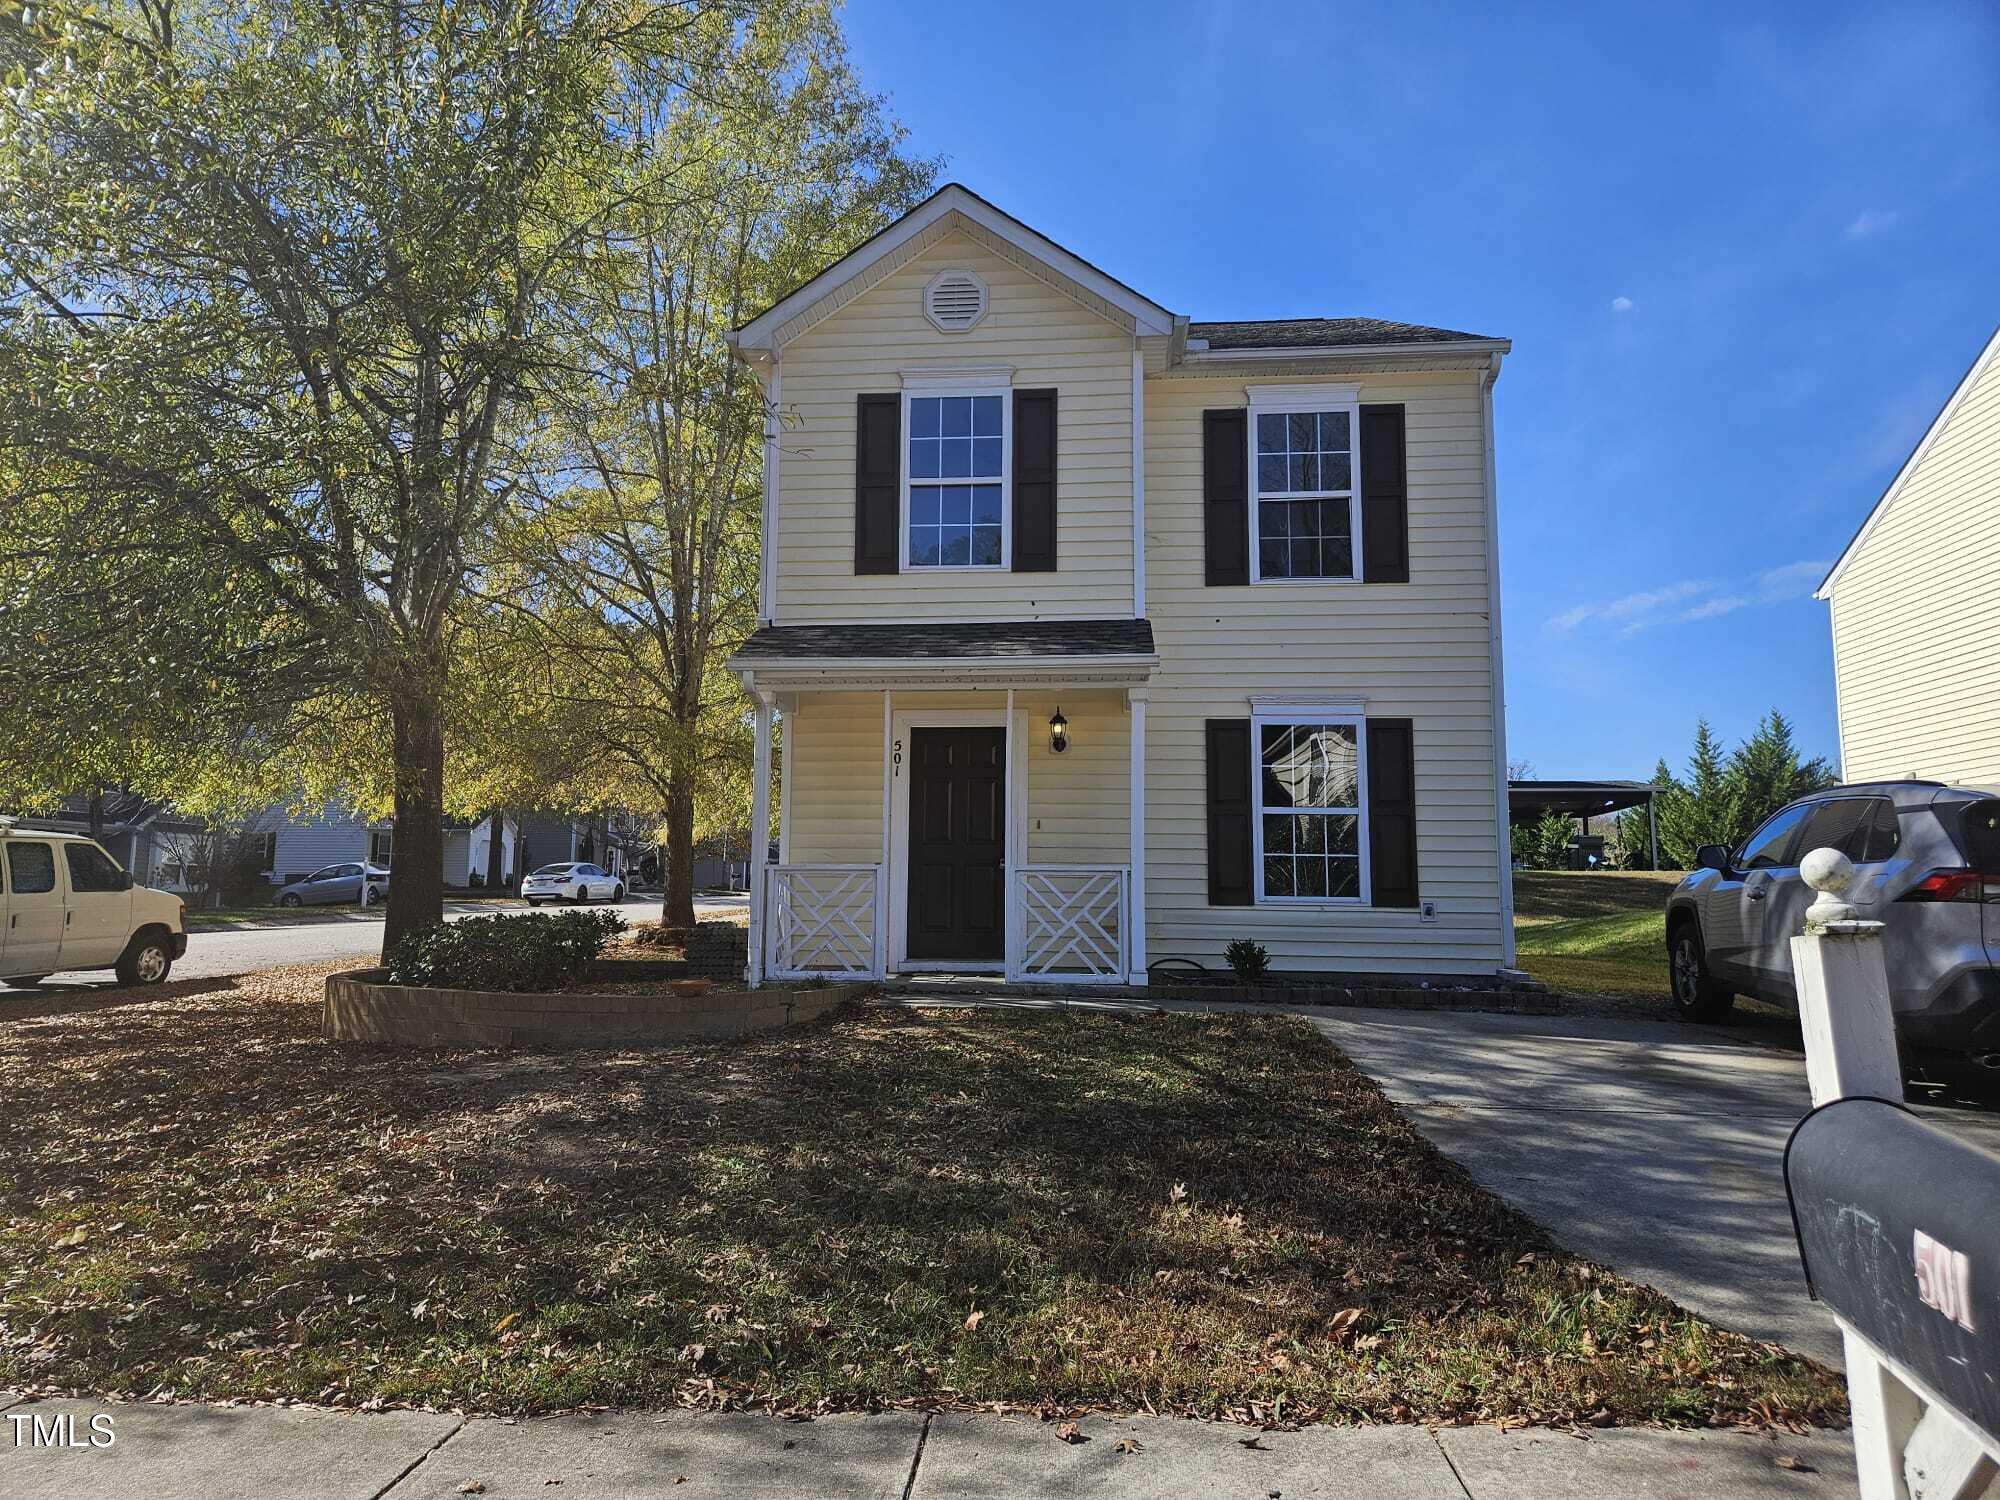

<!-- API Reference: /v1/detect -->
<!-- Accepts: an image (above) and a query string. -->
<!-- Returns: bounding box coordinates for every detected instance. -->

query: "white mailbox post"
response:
[1788,848,2000,1500]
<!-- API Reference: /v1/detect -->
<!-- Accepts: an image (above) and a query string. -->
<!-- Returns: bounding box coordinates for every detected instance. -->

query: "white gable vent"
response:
[923,268,988,333]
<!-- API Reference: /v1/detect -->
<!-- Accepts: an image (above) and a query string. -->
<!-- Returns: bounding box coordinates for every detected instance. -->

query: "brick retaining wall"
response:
[323,969,861,1047]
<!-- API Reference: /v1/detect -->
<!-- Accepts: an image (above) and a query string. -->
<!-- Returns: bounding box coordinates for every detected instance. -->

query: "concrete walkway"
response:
[1,1394,1861,1498]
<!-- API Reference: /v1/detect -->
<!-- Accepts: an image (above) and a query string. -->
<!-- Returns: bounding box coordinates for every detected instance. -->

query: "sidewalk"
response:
[1,1392,1856,1498]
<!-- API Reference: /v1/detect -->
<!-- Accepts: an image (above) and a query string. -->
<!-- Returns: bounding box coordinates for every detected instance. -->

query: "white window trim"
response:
[1250,709,1371,906]
[900,384,1011,572]
[1247,388,1364,585]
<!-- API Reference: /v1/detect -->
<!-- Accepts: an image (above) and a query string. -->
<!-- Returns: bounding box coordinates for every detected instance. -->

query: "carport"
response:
[1507,779,1660,869]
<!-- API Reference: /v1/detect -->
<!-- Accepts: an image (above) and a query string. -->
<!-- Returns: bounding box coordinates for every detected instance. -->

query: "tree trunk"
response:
[662,772,696,929]
[383,688,446,959]
[485,807,507,890]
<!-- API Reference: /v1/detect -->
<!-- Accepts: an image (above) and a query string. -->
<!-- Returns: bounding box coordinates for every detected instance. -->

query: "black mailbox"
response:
[1785,1097,2000,1441]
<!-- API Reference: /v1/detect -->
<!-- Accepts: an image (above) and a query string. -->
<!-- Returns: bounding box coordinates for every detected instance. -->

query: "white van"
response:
[1,822,188,988]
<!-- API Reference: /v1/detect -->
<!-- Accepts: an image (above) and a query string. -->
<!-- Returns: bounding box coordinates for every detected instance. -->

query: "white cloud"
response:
[1609,295,1635,312]
[1844,209,1902,239]
[1548,561,1830,635]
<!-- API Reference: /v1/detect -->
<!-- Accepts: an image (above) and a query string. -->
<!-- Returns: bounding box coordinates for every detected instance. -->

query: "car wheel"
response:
[278,893,302,908]
[1,975,49,989]
[1668,922,1734,1021]
[570,887,586,905]
[115,933,174,987]
[525,898,543,907]
[612,882,625,902]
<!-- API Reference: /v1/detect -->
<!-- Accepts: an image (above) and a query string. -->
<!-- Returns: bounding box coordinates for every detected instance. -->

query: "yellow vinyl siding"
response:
[1828,347,2000,785]
[774,233,1134,621]
[1140,369,1507,973]
[783,690,1129,869]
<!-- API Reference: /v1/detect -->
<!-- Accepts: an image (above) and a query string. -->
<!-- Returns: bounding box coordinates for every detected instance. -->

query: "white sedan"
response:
[520,862,626,905]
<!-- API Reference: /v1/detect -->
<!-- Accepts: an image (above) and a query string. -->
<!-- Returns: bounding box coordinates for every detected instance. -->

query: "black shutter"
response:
[1366,718,1418,907]
[1012,388,1057,572]
[1206,718,1254,905]
[1359,403,1408,583]
[855,393,900,575]
[1203,409,1249,586]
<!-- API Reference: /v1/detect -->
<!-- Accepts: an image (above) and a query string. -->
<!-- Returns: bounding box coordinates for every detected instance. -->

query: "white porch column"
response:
[878,689,892,978]
[747,687,775,985]
[1004,687,1019,979]
[1127,687,1148,982]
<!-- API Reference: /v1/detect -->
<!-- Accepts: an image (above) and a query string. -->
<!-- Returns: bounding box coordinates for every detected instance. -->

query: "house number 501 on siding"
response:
[1913,1229,1976,1332]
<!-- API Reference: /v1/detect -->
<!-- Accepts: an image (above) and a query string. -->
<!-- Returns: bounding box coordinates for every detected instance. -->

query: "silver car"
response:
[274,862,391,908]
[1665,782,2000,1062]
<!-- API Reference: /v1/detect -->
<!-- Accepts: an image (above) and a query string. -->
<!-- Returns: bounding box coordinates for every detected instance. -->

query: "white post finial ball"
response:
[1801,846,1854,895]
[1801,846,1863,926]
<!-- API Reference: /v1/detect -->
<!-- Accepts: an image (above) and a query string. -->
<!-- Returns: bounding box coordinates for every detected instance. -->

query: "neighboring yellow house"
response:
[1817,326,2000,787]
[725,185,1515,985]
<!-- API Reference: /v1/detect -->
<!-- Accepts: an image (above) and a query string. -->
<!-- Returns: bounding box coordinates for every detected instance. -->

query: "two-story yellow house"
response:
[727,185,1514,986]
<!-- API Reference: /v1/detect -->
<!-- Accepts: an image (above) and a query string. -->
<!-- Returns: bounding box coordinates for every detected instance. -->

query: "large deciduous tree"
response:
[491,1,934,926]
[0,0,726,953]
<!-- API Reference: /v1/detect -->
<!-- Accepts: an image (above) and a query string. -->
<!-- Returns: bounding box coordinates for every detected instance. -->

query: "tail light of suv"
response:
[1900,870,2000,904]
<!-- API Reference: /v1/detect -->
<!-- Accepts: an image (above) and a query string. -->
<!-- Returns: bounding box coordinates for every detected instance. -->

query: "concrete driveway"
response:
[1305,1006,2000,1368]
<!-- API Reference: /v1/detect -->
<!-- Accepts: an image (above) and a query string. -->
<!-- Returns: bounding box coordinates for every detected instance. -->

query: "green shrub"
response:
[1224,938,1269,981]
[388,909,626,993]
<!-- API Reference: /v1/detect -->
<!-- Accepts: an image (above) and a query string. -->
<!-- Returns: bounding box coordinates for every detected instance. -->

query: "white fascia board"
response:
[1181,337,1514,364]
[725,652,1160,676]
[729,186,1177,354]
[1815,325,2000,599]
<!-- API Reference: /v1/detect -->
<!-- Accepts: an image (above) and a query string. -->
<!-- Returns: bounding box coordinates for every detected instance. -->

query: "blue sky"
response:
[841,0,2000,780]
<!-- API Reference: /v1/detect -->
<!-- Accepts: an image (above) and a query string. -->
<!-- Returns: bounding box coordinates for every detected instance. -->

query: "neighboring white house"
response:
[725,184,1514,985]
[1816,326,2000,787]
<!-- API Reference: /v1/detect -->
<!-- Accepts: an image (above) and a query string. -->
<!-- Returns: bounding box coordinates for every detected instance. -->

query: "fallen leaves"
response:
[1775,1455,1816,1472]
[0,985,1846,1433]
[1055,1422,1086,1444]
[1111,1438,1142,1454]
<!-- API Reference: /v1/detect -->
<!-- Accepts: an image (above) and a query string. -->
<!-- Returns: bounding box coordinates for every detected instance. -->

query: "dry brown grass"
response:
[0,966,1843,1428]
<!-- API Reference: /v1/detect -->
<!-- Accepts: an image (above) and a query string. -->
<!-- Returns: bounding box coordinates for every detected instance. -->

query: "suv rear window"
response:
[1799,797,1901,863]
[1960,799,2000,869]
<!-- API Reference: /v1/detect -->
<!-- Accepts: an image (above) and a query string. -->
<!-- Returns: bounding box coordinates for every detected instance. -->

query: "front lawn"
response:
[1512,871,1681,999]
[0,967,1841,1428]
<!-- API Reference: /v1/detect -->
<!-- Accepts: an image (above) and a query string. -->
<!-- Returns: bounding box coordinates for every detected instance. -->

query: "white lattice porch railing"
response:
[766,864,883,979]
[1011,864,1129,983]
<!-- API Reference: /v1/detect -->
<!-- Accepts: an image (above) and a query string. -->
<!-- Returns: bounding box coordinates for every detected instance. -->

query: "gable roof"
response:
[1816,324,2000,599]
[729,183,1179,354]
[1189,316,1500,351]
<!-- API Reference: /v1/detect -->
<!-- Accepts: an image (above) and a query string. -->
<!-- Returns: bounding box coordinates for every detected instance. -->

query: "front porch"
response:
[731,620,1158,986]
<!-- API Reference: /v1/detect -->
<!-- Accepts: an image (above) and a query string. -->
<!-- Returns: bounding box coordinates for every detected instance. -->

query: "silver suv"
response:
[1664,782,2000,1063]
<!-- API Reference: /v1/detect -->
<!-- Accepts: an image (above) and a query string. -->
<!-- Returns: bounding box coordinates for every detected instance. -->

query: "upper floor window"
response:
[905,391,1007,569]
[1250,392,1359,582]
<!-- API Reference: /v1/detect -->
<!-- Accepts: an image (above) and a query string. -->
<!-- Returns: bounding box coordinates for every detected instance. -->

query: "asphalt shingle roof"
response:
[733,619,1156,662]
[1189,317,1496,351]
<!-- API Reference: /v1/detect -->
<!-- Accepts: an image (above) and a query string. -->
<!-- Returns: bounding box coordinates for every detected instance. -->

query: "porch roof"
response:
[731,619,1157,691]
[732,618,1154,665]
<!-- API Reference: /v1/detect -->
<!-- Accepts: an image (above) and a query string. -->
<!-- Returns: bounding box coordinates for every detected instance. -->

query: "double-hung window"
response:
[1254,713,1368,902]
[1249,386,1360,581]
[905,390,1007,568]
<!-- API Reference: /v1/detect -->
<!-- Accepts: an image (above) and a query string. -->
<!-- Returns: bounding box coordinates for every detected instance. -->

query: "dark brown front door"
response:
[906,727,1006,963]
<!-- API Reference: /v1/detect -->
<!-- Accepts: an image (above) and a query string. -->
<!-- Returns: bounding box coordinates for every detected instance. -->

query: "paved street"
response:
[0,1395,1862,1499]
[20,896,748,989]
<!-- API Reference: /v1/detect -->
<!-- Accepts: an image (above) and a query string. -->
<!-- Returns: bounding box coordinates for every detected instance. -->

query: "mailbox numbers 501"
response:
[1913,1230,1976,1333]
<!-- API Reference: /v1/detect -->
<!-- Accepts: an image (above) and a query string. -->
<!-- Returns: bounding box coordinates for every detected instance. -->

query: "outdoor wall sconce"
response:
[1049,707,1069,754]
